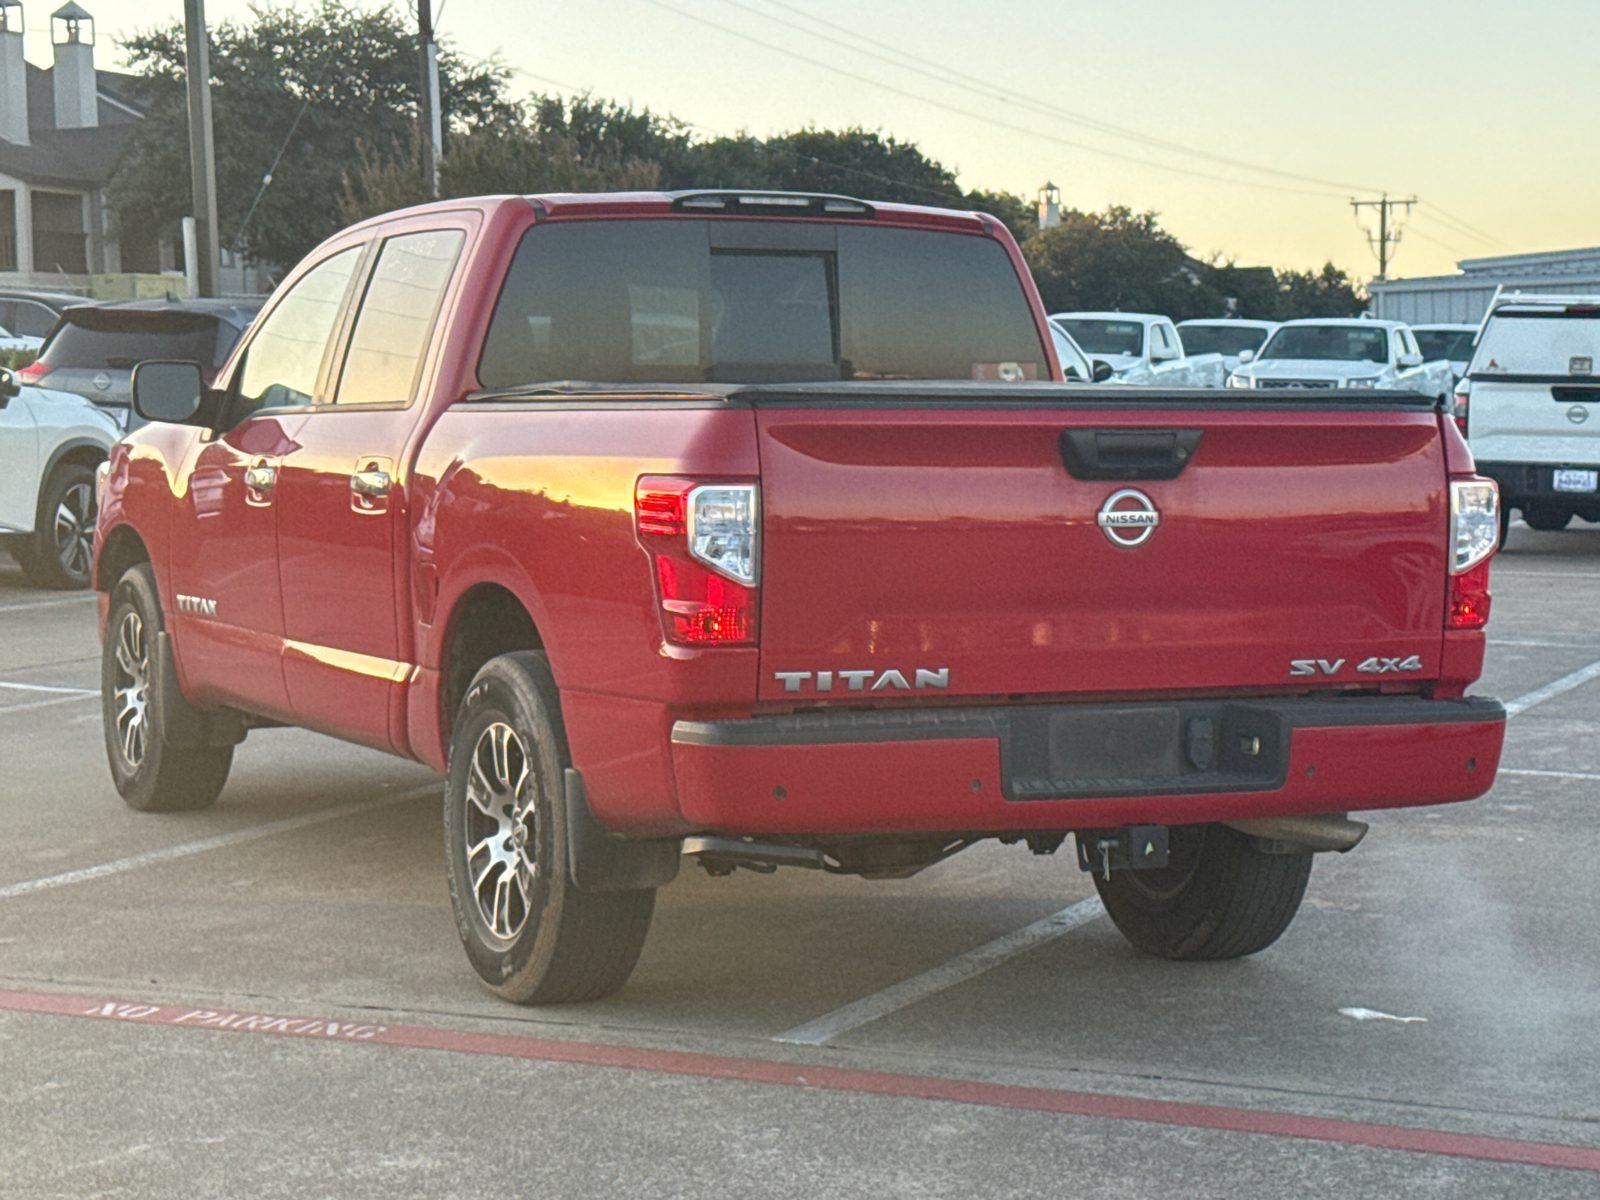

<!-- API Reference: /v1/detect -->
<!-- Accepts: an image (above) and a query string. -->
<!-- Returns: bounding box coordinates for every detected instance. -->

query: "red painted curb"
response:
[4,987,1596,1174]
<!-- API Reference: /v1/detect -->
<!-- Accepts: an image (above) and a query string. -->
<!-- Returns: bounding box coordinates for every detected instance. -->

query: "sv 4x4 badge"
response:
[1290,656,1423,677]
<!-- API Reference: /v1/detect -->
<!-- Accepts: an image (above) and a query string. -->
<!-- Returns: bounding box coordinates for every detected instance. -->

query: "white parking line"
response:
[0,784,440,900]
[1503,658,1600,717]
[0,693,98,715]
[0,594,97,612]
[1498,768,1600,781]
[1488,638,1600,650]
[1493,571,1600,581]
[772,896,1107,1045]
[0,681,97,695]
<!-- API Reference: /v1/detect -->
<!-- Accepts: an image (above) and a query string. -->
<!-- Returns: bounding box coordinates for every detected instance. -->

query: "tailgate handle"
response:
[1059,428,1203,481]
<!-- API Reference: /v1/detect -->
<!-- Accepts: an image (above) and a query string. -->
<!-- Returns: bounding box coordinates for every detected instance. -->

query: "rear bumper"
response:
[669,696,1505,835]
[1479,461,1600,510]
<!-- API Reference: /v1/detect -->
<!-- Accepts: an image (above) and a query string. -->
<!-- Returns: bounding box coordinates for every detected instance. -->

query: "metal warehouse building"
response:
[1367,246,1600,325]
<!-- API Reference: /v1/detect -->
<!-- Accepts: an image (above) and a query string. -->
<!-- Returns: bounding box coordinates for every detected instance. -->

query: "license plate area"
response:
[1005,702,1288,800]
[1553,468,1598,493]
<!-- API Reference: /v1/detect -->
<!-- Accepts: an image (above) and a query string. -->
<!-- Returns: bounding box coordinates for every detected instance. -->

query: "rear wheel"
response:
[22,462,97,589]
[1521,505,1573,532]
[444,651,656,1004]
[1087,823,1312,960]
[101,563,233,811]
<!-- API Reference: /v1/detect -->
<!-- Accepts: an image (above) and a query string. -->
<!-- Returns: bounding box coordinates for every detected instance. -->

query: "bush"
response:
[0,348,37,371]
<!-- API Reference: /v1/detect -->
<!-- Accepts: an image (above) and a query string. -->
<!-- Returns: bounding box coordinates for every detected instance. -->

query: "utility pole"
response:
[418,0,440,197]
[1350,193,1415,280]
[183,0,221,296]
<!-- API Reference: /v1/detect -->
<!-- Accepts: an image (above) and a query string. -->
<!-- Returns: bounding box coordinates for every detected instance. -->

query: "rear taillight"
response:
[14,360,51,384]
[1448,478,1498,630]
[1452,380,1470,436]
[635,477,759,645]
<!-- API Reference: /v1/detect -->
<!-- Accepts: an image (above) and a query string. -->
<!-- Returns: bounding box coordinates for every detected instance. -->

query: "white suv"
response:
[1461,293,1600,534]
[0,372,120,587]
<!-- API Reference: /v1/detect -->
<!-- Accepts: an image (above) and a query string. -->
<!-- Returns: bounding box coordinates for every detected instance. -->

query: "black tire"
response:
[1087,823,1312,960]
[1497,503,1511,549]
[1522,505,1572,532]
[102,563,233,812]
[22,462,97,589]
[444,651,655,1004]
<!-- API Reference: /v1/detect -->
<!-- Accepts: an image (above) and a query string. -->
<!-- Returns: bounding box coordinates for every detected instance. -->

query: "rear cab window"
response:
[477,219,1045,389]
[1471,303,1600,377]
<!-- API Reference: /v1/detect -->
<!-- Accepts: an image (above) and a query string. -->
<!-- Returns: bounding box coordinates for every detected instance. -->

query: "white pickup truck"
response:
[1226,318,1455,401]
[1050,311,1227,386]
[1457,293,1600,533]
[0,371,119,588]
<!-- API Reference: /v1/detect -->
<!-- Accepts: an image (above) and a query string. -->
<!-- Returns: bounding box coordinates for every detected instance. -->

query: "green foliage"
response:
[1024,207,1221,320]
[109,1,513,268]
[0,348,37,370]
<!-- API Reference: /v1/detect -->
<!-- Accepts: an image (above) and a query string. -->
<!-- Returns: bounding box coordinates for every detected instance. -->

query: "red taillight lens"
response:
[1448,559,1492,630]
[14,360,51,384]
[1452,381,1470,436]
[635,476,759,646]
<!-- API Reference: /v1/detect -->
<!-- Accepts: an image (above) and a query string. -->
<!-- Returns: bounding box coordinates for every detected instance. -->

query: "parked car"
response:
[1048,319,1114,382]
[0,368,120,587]
[1226,318,1454,399]
[1174,318,1280,377]
[1411,322,1479,383]
[1457,293,1600,535]
[0,322,42,353]
[1049,311,1226,386]
[18,297,264,430]
[0,288,90,340]
[99,190,1503,1005]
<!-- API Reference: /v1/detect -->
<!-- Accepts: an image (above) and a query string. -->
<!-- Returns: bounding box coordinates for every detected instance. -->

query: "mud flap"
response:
[151,631,246,749]
[564,768,681,893]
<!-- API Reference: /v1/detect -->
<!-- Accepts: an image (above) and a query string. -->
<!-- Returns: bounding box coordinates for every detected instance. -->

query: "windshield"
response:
[478,219,1047,387]
[1052,319,1144,357]
[1260,325,1388,364]
[1470,308,1600,376]
[1414,330,1476,362]
[1177,325,1269,357]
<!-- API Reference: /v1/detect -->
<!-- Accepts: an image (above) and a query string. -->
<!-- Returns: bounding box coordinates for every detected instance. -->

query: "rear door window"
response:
[333,229,465,406]
[1473,307,1600,376]
[477,219,1044,389]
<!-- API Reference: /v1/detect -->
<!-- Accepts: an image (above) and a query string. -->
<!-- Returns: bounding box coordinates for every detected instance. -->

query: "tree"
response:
[1023,207,1222,320]
[109,1,512,269]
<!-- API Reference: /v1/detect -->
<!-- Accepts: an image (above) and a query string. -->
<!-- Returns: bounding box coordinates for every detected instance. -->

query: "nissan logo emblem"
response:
[1097,488,1160,547]
[1568,405,1590,425]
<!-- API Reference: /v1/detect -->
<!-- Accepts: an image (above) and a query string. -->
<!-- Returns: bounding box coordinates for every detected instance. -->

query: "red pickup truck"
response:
[95,192,1505,1005]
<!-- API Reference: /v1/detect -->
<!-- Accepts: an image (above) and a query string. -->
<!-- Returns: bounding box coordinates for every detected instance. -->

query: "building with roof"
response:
[1367,246,1600,326]
[0,1,158,291]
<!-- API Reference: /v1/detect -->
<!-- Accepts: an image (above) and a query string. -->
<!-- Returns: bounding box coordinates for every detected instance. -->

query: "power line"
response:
[734,0,1382,196]
[637,0,1346,200]
[1415,203,1509,251]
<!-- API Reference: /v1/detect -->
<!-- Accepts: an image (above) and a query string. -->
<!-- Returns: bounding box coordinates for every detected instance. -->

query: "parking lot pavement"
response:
[3,528,1600,1197]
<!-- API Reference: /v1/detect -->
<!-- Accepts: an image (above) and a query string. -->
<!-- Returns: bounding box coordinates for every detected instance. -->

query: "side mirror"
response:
[1237,348,1256,364]
[132,360,207,424]
[1092,360,1114,383]
[1399,350,1423,368]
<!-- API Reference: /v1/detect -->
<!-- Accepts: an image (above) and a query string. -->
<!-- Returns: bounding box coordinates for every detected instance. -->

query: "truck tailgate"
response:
[754,394,1450,703]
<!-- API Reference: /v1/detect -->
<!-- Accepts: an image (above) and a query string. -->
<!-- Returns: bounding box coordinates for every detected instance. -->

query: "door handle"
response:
[351,468,391,497]
[244,464,277,490]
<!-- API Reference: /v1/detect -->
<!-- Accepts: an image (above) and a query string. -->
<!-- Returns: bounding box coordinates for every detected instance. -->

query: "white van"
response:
[1461,293,1600,533]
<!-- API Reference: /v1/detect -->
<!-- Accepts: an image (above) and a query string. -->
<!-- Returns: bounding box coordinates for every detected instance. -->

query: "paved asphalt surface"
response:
[2,521,1600,1198]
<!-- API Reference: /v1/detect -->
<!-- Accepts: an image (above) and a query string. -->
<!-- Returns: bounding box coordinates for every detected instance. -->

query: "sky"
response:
[18,0,1598,284]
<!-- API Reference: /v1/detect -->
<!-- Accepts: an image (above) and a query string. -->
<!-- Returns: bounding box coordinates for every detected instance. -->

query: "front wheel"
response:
[22,462,97,589]
[444,651,655,1004]
[101,563,233,811]
[1086,823,1312,960]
